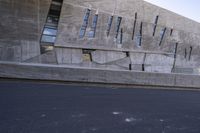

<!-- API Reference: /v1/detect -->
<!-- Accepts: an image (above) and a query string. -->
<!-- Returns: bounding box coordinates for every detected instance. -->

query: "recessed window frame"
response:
[41,35,56,44]
[43,27,58,36]
[79,9,91,38]
[135,22,143,47]
[153,15,159,36]
[115,16,122,39]
[88,14,98,38]
[106,16,113,37]
[159,27,166,46]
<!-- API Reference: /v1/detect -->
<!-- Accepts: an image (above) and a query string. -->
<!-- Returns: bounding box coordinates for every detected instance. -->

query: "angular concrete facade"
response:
[54,0,200,74]
[0,0,51,62]
[1,0,200,86]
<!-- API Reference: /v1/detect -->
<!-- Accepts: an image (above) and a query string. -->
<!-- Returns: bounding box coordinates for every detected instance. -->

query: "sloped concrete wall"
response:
[1,62,200,88]
[0,0,51,62]
[1,0,200,80]
[62,0,200,34]
[54,0,200,74]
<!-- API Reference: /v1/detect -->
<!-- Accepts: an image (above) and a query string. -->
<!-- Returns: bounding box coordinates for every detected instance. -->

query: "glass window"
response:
[153,15,159,36]
[159,27,166,46]
[84,9,90,21]
[88,31,95,38]
[79,9,91,38]
[41,35,56,43]
[88,14,98,38]
[115,17,122,38]
[160,28,166,37]
[47,16,59,24]
[79,29,85,38]
[106,16,113,36]
[43,28,57,36]
[135,35,142,47]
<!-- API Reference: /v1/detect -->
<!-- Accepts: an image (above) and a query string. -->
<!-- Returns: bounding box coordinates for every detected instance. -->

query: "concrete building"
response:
[1,0,200,87]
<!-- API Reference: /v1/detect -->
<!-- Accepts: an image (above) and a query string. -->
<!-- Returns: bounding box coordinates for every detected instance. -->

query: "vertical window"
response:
[40,0,63,54]
[41,26,58,43]
[40,0,63,53]
[135,12,138,20]
[153,15,159,36]
[115,17,122,38]
[159,27,166,46]
[79,9,91,38]
[142,53,146,72]
[126,52,130,57]
[189,46,193,61]
[129,64,132,70]
[174,43,178,58]
[88,14,98,38]
[106,16,113,37]
[41,35,56,43]
[43,27,57,36]
[136,22,143,47]
[170,28,173,36]
[184,48,187,59]
[172,43,178,72]
[132,12,137,40]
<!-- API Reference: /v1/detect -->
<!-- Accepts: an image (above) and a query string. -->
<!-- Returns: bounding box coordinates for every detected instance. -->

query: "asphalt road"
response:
[0,80,200,133]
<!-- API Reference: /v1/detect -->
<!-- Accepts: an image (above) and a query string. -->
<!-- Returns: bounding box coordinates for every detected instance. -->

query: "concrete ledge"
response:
[0,62,200,88]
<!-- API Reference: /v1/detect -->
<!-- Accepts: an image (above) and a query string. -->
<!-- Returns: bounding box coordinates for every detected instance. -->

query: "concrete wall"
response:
[1,0,200,85]
[0,0,51,62]
[62,0,200,34]
[54,0,200,74]
[1,62,200,88]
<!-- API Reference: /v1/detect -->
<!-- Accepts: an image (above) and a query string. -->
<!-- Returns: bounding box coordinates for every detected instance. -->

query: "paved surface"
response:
[0,80,200,133]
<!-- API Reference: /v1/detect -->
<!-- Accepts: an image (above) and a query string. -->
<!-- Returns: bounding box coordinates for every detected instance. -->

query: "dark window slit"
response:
[170,28,173,36]
[142,53,146,72]
[172,43,179,72]
[153,15,159,36]
[142,64,145,71]
[189,46,193,61]
[135,12,138,20]
[106,16,113,37]
[126,52,130,57]
[132,12,138,40]
[132,20,137,40]
[159,27,166,46]
[129,64,132,70]
[184,48,187,59]
[115,17,122,39]
[89,53,93,62]
[174,43,178,58]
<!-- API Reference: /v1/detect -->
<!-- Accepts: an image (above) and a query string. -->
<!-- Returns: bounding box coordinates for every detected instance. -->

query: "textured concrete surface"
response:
[54,1,200,73]
[0,0,50,62]
[1,0,200,85]
[1,62,200,88]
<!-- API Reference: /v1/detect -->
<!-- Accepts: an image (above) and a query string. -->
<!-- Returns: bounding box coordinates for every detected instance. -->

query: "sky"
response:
[144,0,200,23]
